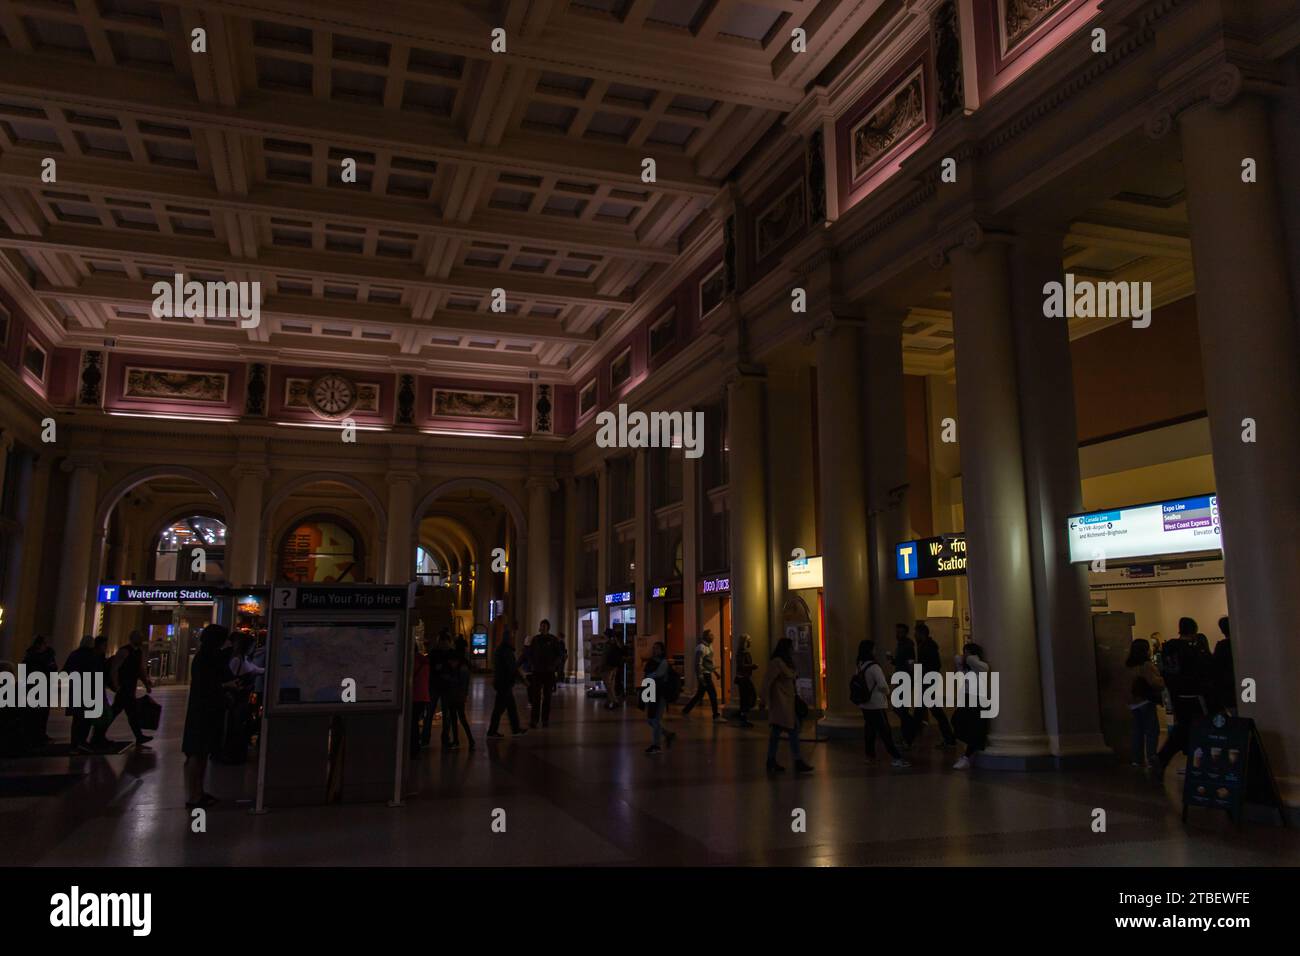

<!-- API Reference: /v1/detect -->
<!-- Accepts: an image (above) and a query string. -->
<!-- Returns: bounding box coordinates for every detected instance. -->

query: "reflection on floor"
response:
[2,680,1296,867]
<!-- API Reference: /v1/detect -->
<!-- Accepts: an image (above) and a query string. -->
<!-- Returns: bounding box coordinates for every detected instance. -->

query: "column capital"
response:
[928,219,1014,268]
[60,451,104,475]
[1144,58,1284,140]
[525,476,559,493]
[231,461,270,481]
[707,181,742,223]
[0,428,15,453]
[385,469,420,487]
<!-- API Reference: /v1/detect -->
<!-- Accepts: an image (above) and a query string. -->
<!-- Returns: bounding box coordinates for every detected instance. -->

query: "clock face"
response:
[308,373,357,418]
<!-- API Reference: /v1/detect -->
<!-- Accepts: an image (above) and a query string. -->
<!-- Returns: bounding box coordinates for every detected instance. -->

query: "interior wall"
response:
[1096,582,1229,648]
[1071,297,1207,442]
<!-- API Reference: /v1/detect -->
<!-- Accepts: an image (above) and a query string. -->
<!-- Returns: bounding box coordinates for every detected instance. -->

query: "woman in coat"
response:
[1125,637,1164,768]
[856,640,910,768]
[762,638,813,774]
[952,643,991,770]
[183,624,238,809]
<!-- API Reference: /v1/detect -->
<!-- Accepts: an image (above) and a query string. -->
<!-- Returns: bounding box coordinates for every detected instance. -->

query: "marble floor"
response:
[3,681,1297,867]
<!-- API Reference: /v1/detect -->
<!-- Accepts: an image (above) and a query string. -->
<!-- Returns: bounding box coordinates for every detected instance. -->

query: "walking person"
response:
[486,634,527,738]
[762,638,813,774]
[94,630,152,748]
[1152,618,1213,780]
[886,623,918,748]
[410,638,430,757]
[183,624,239,809]
[734,634,757,727]
[642,641,678,755]
[445,645,475,750]
[63,636,106,753]
[681,629,724,721]
[1126,638,1164,769]
[951,643,991,770]
[527,619,560,728]
[602,629,625,709]
[853,640,910,768]
[914,623,957,748]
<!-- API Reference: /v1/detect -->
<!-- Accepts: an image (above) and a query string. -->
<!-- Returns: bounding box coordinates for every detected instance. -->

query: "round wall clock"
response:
[307,372,357,419]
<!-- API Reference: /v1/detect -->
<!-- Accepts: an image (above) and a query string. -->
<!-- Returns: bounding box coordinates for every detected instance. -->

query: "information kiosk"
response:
[255,584,412,810]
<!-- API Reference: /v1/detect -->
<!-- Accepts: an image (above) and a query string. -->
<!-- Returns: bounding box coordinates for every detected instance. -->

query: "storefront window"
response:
[154,515,226,581]
[277,516,364,583]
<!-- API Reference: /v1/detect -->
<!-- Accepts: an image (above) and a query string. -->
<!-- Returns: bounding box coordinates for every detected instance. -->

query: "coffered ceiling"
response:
[0,0,885,382]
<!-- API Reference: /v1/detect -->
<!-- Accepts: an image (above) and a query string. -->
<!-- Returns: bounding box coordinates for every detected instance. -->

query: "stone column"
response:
[11,454,51,651]
[1180,95,1300,806]
[595,461,609,632]
[726,371,771,690]
[682,435,701,675]
[814,318,870,727]
[633,451,649,650]
[0,430,13,507]
[1009,229,1108,760]
[525,476,555,632]
[863,313,914,651]
[53,453,101,659]
[562,476,578,676]
[948,228,1051,764]
[383,470,418,585]
[229,461,268,585]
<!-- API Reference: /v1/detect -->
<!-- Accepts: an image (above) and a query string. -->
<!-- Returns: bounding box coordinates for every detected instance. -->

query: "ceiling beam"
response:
[0,50,720,198]
[36,276,598,345]
[0,154,678,263]
[0,224,634,309]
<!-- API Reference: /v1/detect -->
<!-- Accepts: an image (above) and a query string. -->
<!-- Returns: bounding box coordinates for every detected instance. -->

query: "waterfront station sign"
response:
[1067,494,1221,563]
[98,585,218,603]
[895,534,968,580]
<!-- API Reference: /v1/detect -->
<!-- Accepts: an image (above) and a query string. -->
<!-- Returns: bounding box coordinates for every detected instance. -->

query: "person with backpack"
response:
[1153,617,1213,780]
[486,634,527,738]
[852,640,910,768]
[762,638,813,774]
[642,641,678,755]
[94,630,152,749]
[528,619,561,728]
[1125,638,1164,768]
[602,629,625,709]
[681,629,724,721]
[734,634,757,727]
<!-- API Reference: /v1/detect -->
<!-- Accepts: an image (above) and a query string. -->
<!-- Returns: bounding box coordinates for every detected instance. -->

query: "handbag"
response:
[136,694,162,731]
[793,690,809,721]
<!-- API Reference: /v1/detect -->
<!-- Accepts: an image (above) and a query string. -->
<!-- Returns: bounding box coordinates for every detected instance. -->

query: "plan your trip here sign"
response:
[1067,494,1222,563]
[895,535,968,580]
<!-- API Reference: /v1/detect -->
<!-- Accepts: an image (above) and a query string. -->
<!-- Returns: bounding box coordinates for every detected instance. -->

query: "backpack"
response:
[849,662,871,706]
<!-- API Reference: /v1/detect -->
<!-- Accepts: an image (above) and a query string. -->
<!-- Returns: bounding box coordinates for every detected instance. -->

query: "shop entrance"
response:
[697,576,732,704]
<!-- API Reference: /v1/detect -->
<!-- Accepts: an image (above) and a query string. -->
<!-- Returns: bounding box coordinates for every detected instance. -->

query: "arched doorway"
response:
[94,469,234,683]
[260,475,386,584]
[411,480,524,658]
